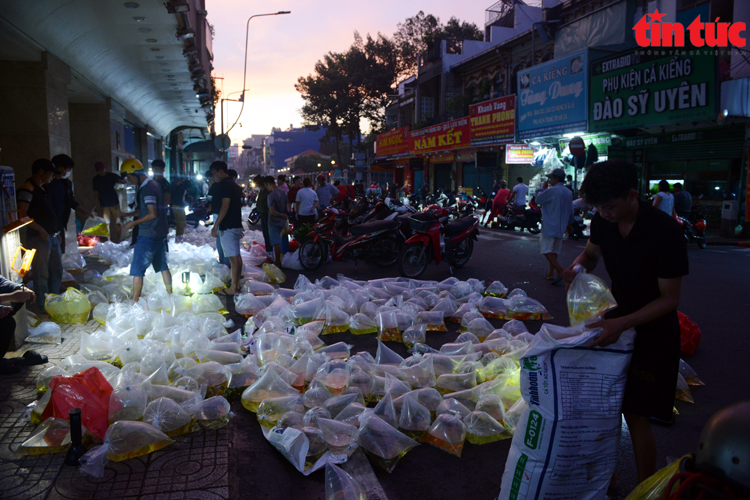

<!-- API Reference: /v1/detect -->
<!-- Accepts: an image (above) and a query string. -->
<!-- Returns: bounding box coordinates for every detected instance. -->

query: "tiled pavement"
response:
[0,321,229,500]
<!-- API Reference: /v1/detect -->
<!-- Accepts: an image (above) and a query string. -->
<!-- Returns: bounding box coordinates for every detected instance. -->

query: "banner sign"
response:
[374,126,410,159]
[505,144,534,164]
[517,49,588,140]
[560,133,611,156]
[589,49,716,132]
[410,118,470,154]
[469,95,516,145]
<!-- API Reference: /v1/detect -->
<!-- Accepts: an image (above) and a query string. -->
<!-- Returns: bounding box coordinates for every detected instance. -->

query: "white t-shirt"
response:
[655,191,674,216]
[295,187,319,216]
[512,183,529,206]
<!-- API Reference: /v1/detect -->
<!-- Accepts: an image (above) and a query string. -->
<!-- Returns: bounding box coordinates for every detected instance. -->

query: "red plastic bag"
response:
[678,312,701,357]
[41,367,113,439]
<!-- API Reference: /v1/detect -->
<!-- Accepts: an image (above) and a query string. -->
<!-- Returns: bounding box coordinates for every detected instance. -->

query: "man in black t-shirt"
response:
[563,160,688,486]
[209,161,243,295]
[171,177,193,242]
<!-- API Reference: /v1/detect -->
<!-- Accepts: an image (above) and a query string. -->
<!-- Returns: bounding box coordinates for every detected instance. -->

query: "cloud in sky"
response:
[208,0,492,144]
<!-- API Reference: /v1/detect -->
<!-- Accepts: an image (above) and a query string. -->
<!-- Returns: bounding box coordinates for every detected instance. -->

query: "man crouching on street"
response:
[562,160,687,488]
[120,159,172,302]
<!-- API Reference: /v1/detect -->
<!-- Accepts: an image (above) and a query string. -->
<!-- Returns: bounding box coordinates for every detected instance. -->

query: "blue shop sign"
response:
[517,49,588,140]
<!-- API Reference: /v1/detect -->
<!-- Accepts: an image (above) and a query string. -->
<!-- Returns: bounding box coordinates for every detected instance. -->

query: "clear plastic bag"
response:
[398,392,432,436]
[257,395,305,428]
[422,412,467,457]
[263,263,287,284]
[567,268,617,326]
[143,397,196,437]
[507,295,552,321]
[348,313,378,335]
[402,324,427,349]
[416,310,447,332]
[108,384,148,423]
[18,417,74,455]
[317,418,357,454]
[26,322,62,344]
[355,412,419,473]
[190,396,233,429]
[464,410,509,444]
[324,463,367,500]
[484,281,508,298]
[241,368,299,412]
[81,216,110,237]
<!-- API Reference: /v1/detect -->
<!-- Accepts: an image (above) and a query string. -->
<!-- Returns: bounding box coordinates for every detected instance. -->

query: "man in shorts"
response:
[92,161,127,242]
[120,159,172,302]
[563,160,687,485]
[210,161,244,295]
[536,168,572,284]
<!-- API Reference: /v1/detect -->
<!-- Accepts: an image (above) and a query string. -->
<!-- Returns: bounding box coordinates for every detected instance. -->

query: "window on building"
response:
[420,96,435,120]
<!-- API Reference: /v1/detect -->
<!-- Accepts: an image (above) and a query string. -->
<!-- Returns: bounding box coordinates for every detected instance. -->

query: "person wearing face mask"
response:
[49,154,93,254]
[17,159,63,312]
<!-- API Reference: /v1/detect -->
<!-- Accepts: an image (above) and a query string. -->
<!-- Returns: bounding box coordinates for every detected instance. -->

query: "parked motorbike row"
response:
[243,194,481,278]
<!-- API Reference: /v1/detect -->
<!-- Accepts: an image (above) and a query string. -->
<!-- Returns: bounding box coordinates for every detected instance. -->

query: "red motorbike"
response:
[298,217,402,271]
[397,213,480,278]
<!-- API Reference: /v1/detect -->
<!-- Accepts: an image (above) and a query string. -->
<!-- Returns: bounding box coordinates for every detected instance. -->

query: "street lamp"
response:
[241,11,291,103]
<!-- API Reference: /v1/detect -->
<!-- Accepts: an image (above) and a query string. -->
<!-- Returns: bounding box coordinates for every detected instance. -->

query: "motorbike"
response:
[246,201,259,226]
[678,206,707,249]
[185,198,210,227]
[567,207,587,240]
[498,202,541,234]
[298,217,403,271]
[397,213,479,278]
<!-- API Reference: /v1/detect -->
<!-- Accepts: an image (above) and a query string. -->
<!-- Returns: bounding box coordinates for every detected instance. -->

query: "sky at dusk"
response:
[209,0,494,145]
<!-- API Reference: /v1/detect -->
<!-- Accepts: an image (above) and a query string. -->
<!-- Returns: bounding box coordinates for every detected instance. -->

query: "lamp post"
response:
[220,10,290,159]
[240,11,291,103]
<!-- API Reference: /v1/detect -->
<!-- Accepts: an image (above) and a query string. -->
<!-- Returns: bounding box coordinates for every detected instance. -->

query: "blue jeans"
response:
[30,236,63,311]
[216,235,229,265]
[129,236,169,277]
[260,212,271,252]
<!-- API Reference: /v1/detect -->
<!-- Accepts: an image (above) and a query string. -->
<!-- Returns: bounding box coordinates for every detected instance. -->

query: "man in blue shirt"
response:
[535,168,572,284]
[120,159,172,302]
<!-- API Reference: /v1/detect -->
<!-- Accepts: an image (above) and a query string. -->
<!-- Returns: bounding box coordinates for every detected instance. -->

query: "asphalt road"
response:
[226,225,750,500]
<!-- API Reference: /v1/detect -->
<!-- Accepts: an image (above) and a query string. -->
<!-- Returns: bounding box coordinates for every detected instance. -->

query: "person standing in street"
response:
[508,177,529,208]
[151,160,171,207]
[287,176,302,224]
[120,159,172,302]
[536,168,573,283]
[277,174,289,195]
[49,154,93,253]
[267,177,290,267]
[257,176,272,254]
[209,161,244,296]
[296,177,319,226]
[484,181,510,227]
[92,161,127,243]
[673,183,692,220]
[653,180,675,217]
[316,175,339,214]
[171,176,193,242]
[563,160,687,486]
[17,159,61,312]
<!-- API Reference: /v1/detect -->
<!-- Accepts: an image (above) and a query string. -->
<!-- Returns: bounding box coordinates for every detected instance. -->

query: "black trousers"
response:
[0,316,16,359]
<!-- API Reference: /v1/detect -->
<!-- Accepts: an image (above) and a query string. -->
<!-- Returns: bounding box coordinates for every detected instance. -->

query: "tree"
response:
[393,12,483,77]
[393,11,440,79]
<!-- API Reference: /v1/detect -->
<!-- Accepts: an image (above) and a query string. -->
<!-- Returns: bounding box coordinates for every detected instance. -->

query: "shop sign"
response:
[505,144,534,164]
[374,126,410,159]
[559,133,611,155]
[410,118,470,154]
[469,95,515,145]
[623,127,736,148]
[589,49,716,132]
[517,49,588,140]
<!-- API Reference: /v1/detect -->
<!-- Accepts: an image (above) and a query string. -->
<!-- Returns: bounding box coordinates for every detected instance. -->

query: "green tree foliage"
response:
[393,12,483,77]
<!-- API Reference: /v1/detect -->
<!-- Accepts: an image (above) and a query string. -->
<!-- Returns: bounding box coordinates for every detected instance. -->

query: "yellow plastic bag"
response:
[45,287,92,324]
[81,216,110,237]
[624,455,687,500]
[262,263,286,284]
